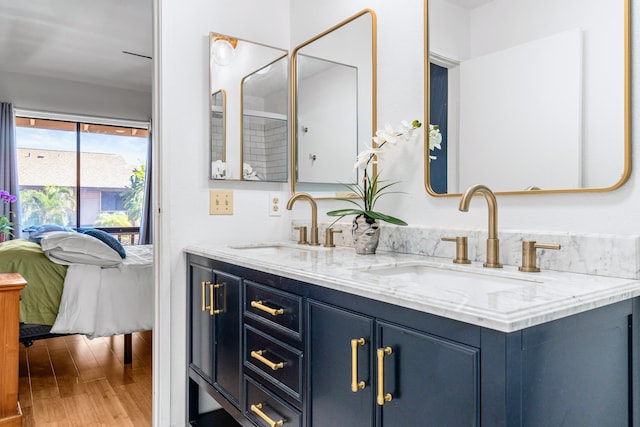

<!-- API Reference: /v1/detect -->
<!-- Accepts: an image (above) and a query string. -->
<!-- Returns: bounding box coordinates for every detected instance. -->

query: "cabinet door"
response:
[307,300,374,427]
[377,321,479,426]
[212,270,242,406]
[189,263,214,383]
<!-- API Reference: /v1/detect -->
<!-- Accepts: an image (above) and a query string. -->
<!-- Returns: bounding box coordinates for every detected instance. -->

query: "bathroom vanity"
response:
[185,244,640,427]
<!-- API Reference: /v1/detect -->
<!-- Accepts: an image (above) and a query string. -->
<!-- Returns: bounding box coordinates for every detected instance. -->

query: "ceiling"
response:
[0,0,152,93]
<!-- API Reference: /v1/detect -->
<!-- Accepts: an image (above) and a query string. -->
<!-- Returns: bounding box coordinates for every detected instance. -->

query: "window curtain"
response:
[139,127,153,244]
[0,102,20,239]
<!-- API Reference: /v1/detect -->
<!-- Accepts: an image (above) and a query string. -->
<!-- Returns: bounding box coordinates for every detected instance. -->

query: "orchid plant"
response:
[211,160,261,180]
[0,190,17,238]
[429,124,442,160]
[326,120,424,226]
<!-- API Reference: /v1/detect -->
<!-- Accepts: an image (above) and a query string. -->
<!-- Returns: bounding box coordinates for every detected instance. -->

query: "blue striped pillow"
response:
[77,228,127,259]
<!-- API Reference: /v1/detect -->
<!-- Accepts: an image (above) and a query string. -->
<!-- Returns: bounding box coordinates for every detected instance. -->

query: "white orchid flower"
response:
[384,123,401,144]
[211,160,227,179]
[243,162,260,180]
[372,124,396,146]
[398,120,416,142]
[429,124,442,151]
[354,145,381,169]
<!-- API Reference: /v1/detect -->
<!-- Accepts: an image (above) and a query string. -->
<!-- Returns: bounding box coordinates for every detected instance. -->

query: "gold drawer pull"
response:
[201,281,223,315]
[251,350,286,371]
[351,338,366,392]
[250,403,285,427]
[209,283,223,316]
[251,300,285,316]
[209,283,214,315]
[201,281,208,312]
[376,347,393,405]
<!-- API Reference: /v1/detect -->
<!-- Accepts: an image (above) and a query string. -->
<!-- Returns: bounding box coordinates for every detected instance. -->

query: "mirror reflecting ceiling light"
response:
[211,36,238,66]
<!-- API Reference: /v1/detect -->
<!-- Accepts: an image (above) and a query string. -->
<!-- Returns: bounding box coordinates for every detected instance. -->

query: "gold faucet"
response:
[458,184,502,268]
[286,193,319,246]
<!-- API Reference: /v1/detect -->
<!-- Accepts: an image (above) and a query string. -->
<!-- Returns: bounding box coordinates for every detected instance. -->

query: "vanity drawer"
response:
[244,325,303,400]
[245,375,302,427]
[244,280,302,340]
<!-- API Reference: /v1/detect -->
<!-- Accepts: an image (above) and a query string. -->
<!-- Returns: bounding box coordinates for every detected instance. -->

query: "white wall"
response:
[156,0,639,425]
[291,0,637,237]
[0,70,151,121]
[155,0,290,425]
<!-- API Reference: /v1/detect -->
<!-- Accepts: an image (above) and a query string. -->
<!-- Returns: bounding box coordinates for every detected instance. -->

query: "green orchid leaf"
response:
[334,197,365,210]
[364,211,408,226]
[326,209,366,217]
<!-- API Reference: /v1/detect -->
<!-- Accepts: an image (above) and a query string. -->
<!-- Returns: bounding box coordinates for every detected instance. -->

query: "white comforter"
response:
[51,245,154,338]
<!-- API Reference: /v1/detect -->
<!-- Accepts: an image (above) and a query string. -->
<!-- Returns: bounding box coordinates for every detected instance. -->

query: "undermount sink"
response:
[228,243,329,254]
[354,261,543,293]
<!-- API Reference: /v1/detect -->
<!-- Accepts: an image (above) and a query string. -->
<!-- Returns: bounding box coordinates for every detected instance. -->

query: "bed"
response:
[0,233,154,364]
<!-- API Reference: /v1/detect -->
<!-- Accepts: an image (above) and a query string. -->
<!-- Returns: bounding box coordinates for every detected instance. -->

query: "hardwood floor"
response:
[18,331,152,426]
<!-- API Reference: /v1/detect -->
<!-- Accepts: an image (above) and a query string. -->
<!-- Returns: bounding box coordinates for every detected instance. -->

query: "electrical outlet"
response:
[210,190,233,215]
[269,192,282,217]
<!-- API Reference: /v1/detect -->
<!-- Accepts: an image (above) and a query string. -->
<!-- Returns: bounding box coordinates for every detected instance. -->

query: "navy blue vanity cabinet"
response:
[307,300,479,427]
[242,279,305,427]
[307,301,375,427]
[189,262,215,384]
[187,255,244,426]
[376,321,479,426]
[481,298,640,427]
[186,253,640,427]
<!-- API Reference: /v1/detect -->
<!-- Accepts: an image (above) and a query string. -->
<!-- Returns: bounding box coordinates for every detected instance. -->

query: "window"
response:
[101,191,127,212]
[16,116,149,229]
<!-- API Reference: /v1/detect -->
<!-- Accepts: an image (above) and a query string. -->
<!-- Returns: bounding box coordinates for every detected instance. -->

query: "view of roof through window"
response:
[15,117,149,238]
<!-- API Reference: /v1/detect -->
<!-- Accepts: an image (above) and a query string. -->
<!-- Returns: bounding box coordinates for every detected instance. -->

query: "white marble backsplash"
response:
[291,221,640,280]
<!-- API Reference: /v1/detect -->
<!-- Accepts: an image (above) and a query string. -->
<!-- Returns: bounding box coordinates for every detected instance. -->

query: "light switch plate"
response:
[210,190,233,215]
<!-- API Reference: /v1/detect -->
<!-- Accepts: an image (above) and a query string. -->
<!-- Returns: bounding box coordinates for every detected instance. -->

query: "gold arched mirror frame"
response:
[290,8,377,198]
[424,0,631,196]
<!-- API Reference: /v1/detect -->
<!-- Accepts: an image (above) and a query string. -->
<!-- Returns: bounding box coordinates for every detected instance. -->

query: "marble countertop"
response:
[185,242,640,333]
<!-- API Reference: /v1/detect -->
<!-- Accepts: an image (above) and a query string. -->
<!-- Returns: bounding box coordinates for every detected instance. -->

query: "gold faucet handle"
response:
[441,236,471,264]
[323,227,342,248]
[294,226,308,245]
[518,240,561,272]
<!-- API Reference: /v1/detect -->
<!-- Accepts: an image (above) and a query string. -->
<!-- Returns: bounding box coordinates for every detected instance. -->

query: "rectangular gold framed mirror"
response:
[291,9,377,197]
[209,32,288,181]
[425,0,631,196]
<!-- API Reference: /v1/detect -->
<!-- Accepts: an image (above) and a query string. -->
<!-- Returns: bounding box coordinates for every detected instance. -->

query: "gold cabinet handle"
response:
[209,283,223,316]
[376,347,393,405]
[250,403,285,427]
[251,300,285,316]
[251,350,285,371]
[201,281,208,312]
[351,338,366,392]
[209,282,214,315]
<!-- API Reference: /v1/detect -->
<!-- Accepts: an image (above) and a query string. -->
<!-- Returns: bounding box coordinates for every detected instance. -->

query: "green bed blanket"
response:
[0,239,67,325]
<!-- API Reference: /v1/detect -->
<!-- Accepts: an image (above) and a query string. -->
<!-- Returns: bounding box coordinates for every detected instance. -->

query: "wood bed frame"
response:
[19,323,133,364]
